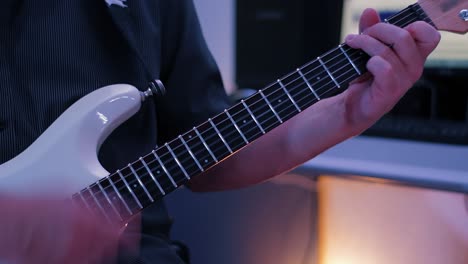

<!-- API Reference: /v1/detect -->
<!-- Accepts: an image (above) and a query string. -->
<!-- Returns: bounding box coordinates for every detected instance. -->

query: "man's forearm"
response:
[188,94,355,192]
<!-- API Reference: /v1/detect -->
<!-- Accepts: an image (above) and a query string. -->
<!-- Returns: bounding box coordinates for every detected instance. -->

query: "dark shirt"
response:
[0,0,230,263]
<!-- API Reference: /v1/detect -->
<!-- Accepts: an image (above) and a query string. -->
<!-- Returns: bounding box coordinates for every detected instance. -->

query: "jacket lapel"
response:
[104,0,162,85]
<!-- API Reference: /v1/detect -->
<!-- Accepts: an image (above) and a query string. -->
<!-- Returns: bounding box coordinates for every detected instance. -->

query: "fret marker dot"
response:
[133,184,138,188]
[278,99,282,103]
[189,135,192,139]
[317,77,321,80]
[157,170,161,174]
[205,159,209,163]
[243,120,247,124]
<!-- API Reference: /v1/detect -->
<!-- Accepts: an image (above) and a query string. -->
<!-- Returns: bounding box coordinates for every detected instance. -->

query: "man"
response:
[0,0,440,263]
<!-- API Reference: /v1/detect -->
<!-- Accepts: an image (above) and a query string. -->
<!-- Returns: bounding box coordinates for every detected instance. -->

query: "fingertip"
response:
[359,8,380,33]
[345,34,358,43]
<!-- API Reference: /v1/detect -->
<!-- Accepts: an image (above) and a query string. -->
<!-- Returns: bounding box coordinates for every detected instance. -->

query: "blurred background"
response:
[165,0,468,263]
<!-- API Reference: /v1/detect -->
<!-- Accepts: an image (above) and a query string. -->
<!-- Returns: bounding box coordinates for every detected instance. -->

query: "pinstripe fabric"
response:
[0,0,229,263]
[0,0,151,164]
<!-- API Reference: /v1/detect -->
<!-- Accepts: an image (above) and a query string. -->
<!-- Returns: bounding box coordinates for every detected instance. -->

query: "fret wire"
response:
[178,135,204,171]
[394,6,416,23]
[244,93,283,132]
[273,59,366,122]
[128,163,155,202]
[216,46,359,127]
[318,56,340,88]
[87,187,113,223]
[307,46,357,79]
[109,49,370,200]
[215,63,366,150]
[296,68,321,100]
[107,175,133,215]
[339,45,361,75]
[224,109,249,144]
[277,79,301,112]
[197,87,318,157]
[387,7,411,25]
[194,127,218,162]
[389,6,420,27]
[99,45,370,193]
[266,65,364,132]
[224,103,263,142]
[209,113,246,154]
[391,13,416,28]
[259,89,283,124]
[241,100,265,134]
[165,143,191,180]
[98,57,367,202]
[281,73,320,110]
[139,157,166,194]
[119,47,368,196]
[106,48,366,194]
[117,169,143,209]
[152,150,176,189]
[97,181,123,221]
[269,62,365,124]
[300,67,335,95]
[208,118,233,153]
[250,90,290,123]
[309,47,362,89]
[309,60,366,103]
[101,47,366,195]
[168,47,362,162]
[323,48,359,86]
[182,131,217,168]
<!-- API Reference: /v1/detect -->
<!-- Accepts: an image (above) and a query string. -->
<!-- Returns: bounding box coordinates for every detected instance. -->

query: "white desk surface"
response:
[296,136,468,193]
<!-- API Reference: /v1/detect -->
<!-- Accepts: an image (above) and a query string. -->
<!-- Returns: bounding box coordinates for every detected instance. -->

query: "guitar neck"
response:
[72,3,434,226]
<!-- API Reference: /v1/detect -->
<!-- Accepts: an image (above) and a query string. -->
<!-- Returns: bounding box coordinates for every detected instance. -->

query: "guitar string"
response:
[415,0,448,27]
[85,46,364,197]
[101,7,419,192]
[81,9,421,215]
[78,7,420,215]
[113,49,363,177]
[122,5,419,165]
[79,55,367,218]
[85,57,368,217]
[78,7,422,215]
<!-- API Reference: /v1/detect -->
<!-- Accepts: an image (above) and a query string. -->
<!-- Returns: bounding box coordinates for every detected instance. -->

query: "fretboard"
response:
[71,3,434,226]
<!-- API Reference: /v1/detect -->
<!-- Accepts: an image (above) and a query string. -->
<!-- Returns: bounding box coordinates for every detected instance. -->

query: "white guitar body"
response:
[0,84,142,198]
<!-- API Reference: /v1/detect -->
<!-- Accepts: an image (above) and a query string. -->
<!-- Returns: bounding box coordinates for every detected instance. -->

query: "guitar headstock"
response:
[419,0,468,33]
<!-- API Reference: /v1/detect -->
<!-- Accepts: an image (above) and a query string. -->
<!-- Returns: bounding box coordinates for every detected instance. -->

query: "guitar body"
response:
[0,84,142,198]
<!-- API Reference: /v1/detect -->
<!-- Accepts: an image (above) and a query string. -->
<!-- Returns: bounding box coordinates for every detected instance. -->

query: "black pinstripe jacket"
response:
[0,0,229,263]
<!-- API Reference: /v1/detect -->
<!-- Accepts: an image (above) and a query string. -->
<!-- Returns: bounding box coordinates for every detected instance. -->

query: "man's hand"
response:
[342,8,441,134]
[189,8,442,192]
[0,197,126,264]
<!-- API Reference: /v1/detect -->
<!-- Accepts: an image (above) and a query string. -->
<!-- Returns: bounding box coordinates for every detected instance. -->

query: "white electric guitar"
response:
[0,0,466,227]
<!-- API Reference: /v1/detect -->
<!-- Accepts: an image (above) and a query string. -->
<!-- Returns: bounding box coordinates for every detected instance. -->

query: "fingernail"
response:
[345,34,357,42]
